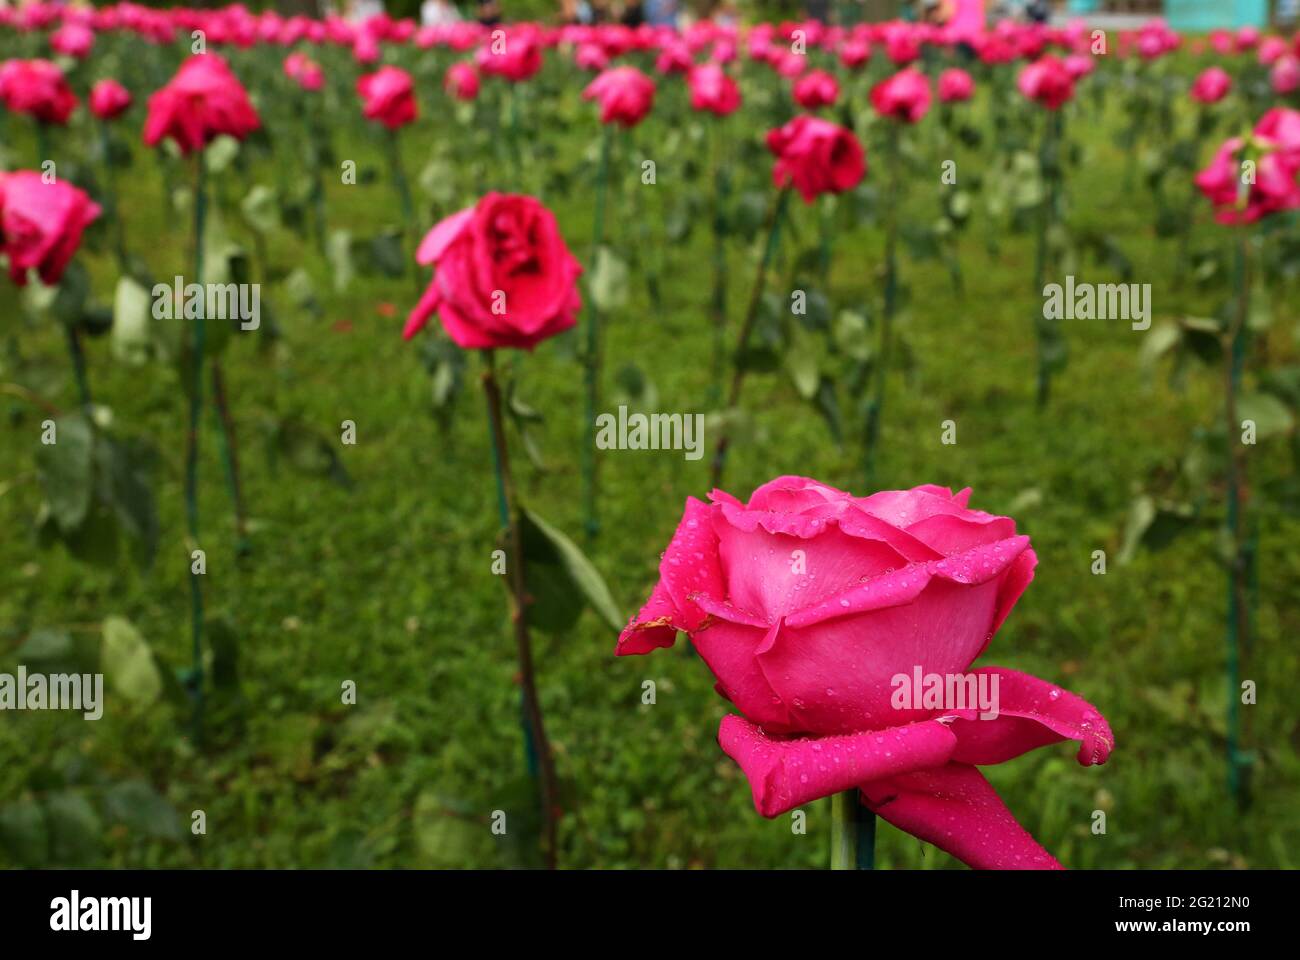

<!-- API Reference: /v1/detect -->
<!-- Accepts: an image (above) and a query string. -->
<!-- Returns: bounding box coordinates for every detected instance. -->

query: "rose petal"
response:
[862,763,1063,869]
[718,713,957,817]
[950,666,1115,766]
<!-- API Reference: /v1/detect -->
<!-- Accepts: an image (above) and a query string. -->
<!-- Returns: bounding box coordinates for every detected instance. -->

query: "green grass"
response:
[1,38,1298,869]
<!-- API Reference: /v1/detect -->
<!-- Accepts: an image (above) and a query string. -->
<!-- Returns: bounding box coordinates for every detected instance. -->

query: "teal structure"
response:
[1065,0,1269,29]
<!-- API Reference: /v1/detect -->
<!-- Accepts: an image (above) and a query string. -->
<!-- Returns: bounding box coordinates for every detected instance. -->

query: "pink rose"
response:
[1190,66,1232,104]
[1271,57,1300,96]
[0,59,78,125]
[1195,135,1300,225]
[357,65,418,130]
[1063,54,1095,80]
[838,38,871,70]
[283,52,324,92]
[575,42,609,73]
[687,63,740,117]
[582,66,655,128]
[937,67,975,103]
[0,171,102,286]
[89,78,132,120]
[143,54,261,154]
[403,193,582,350]
[654,42,693,75]
[444,62,480,102]
[1017,55,1075,110]
[477,29,543,83]
[50,23,95,60]
[1259,36,1288,66]
[767,114,866,204]
[870,68,932,123]
[792,69,839,110]
[617,478,1113,870]
[1255,107,1300,157]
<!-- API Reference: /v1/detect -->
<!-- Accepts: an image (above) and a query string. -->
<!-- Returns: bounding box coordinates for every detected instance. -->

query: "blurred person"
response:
[421,0,461,26]
[645,0,678,28]
[475,0,500,26]
[621,0,646,27]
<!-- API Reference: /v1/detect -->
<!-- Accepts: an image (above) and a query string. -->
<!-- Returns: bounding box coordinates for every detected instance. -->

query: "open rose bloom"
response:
[767,115,866,204]
[0,59,78,125]
[403,192,582,350]
[143,54,260,154]
[0,171,102,285]
[618,477,1113,869]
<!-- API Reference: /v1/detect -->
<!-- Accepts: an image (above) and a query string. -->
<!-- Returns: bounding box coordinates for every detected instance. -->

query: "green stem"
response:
[64,324,91,411]
[186,148,209,742]
[830,789,876,870]
[709,187,791,489]
[864,122,902,484]
[582,124,613,540]
[1224,232,1252,808]
[1033,110,1063,409]
[99,122,129,273]
[482,350,559,869]
[708,119,729,408]
[211,359,250,558]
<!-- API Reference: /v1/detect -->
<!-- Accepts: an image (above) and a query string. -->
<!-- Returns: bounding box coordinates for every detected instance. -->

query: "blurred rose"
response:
[0,59,78,125]
[792,69,839,109]
[767,114,866,204]
[444,62,480,101]
[687,63,741,117]
[143,54,260,153]
[357,65,418,130]
[0,170,101,285]
[583,66,655,127]
[89,78,131,120]
[871,68,932,123]
[1190,66,1232,104]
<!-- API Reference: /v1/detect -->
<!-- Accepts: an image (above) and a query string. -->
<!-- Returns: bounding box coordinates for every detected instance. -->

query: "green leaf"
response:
[102,781,182,841]
[0,799,48,866]
[326,230,356,292]
[45,790,101,866]
[519,508,622,633]
[785,329,820,400]
[589,246,628,313]
[36,413,95,533]
[1239,392,1294,439]
[101,615,162,706]
[204,134,241,173]
[369,230,406,279]
[111,276,155,366]
[240,184,282,235]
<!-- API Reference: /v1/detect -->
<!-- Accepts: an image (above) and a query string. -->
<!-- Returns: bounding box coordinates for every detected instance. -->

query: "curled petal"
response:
[718,714,958,817]
[617,498,724,654]
[862,763,1063,869]
[950,666,1115,767]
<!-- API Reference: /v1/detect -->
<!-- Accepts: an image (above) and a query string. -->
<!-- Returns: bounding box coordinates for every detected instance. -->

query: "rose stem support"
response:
[582,123,613,540]
[830,789,876,870]
[863,122,902,484]
[482,351,560,869]
[1032,109,1063,409]
[708,118,729,407]
[708,186,791,489]
[385,127,419,291]
[211,359,250,557]
[185,148,209,743]
[1224,231,1253,808]
[99,121,130,274]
